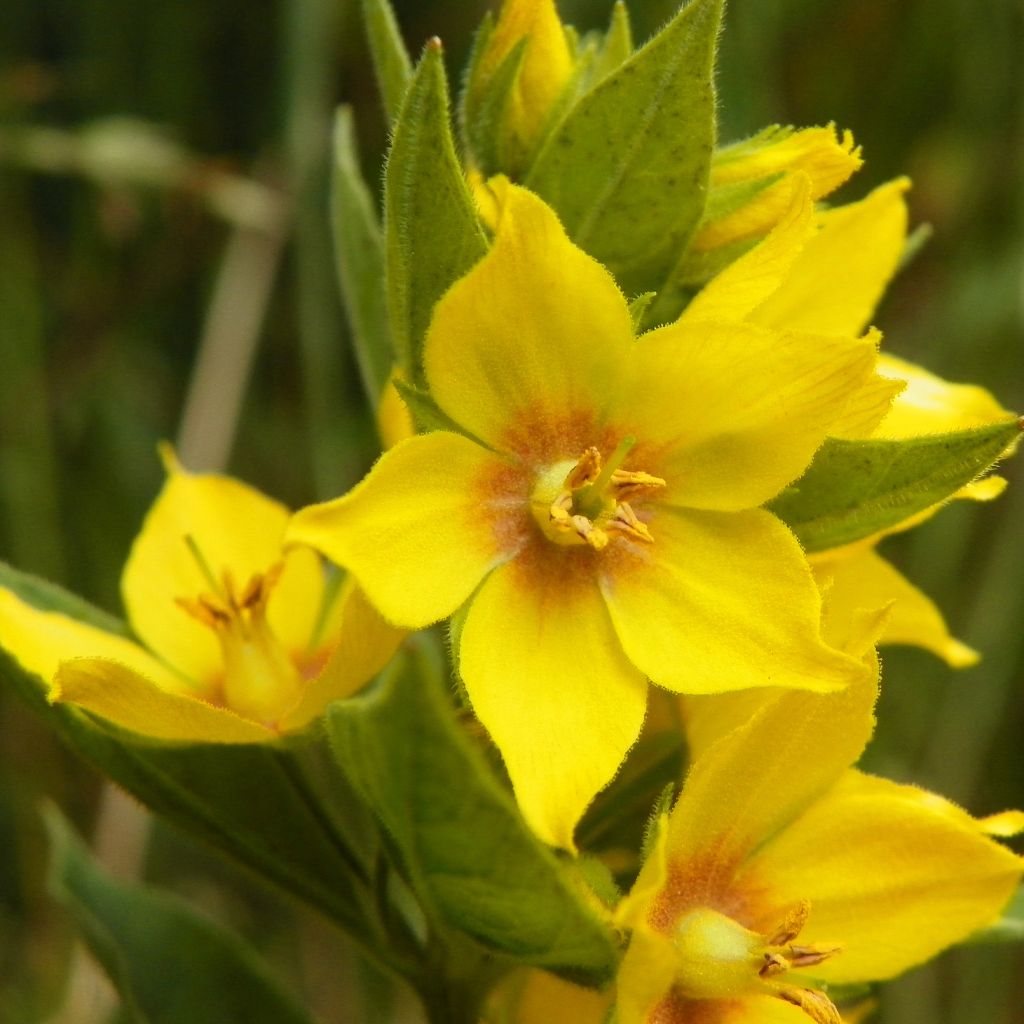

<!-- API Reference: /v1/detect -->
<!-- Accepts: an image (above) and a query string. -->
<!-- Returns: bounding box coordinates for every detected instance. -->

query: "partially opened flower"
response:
[685,172,1017,665]
[287,179,877,848]
[616,671,1024,1024]
[0,448,402,742]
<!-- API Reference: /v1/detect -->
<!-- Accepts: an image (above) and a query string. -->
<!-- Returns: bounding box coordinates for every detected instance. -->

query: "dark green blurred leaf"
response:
[385,41,487,388]
[327,649,619,979]
[361,0,413,124]
[45,806,317,1024]
[331,106,392,404]
[526,0,722,296]
[769,421,1022,553]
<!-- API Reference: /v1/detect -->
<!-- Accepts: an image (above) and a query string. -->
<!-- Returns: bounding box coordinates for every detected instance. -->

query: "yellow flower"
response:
[469,0,574,173]
[693,125,862,252]
[0,448,402,742]
[616,672,1023,1024]
[287,179,877,849]
[686,172,1015,665]
[483,968,611,1024]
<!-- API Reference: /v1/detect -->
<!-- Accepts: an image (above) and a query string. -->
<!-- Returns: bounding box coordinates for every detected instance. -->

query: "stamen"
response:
[770,901,811,946]
[575,436,637,517]
[779,987,842,1024]
[183,534,226,599]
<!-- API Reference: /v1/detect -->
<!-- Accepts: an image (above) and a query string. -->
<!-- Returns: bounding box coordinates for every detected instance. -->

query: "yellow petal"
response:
[377,372,415,450]
[874,353,1013,438]
[827,373,906,440]
[281,581,405,731]
[664,670,878,871]
[122,449,319,683]
[459,556,647,850]
[630,321,877,511]
[489,969,612,1024]
[601,507,869,696]
[53,657,274,743]
[475,0,573,159]
[424,179,633,454]
[815,547,978,668]
[684,174,816,325]
[697,125,862,250]
[287,432,512,628]
[750,179,910,337]
[0,586,187,694]
[739,769,1023,983]
[615,924,685,1024]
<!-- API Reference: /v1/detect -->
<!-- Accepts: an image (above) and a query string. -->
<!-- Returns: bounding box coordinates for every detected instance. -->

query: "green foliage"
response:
[525,0,722,297]
[967,884,1024,945]
[45,807,316,1024]
[361,0,413,124]
[769,420,1021,553]
[591,2,635,84]
[327,648,619,980]
[331,106,392,404]
[384,41,488,389]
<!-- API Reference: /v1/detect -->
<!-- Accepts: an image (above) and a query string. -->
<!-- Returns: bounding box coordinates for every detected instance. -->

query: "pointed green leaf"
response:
[769,420,1022,553]
[385,41,487,388]
[591,1,634,83]
[45,807,316,1024]
[525,0,722,296]
[361,0,412,123]
[331,106,391,404]
[327,649,619,979]
[461,35,529,176]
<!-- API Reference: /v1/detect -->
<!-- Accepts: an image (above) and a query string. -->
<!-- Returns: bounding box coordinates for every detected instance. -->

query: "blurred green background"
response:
[1,1,1021,1021]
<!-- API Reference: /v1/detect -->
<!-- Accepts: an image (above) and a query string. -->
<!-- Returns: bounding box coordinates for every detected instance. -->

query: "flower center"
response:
[530,437,665,550]
[176,536,303,725]
[672,903,842,1024]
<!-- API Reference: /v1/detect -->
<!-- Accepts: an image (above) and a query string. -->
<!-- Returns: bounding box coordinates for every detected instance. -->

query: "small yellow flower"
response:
[616,673,1023,1024]
[0,448,402,742]
[287,179,878,848]
[686,172,1015,665]
[470,0,574,173]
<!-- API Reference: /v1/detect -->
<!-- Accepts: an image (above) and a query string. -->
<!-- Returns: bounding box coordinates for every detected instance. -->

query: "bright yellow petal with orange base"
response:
[663,670,878,871]
[424,179,633,454]
[629,322,877,511]
[281,582,405,731]
[815,547,978,667]
[600,508,869,696]
[53,658,274,743]
[739,769,1023,984]
[459,556,647,850]
[875,353,1014,438]
[0,586,187,694]
[750,179,909,337]
[287,432,512,629]
[122,448,321,684]
[615,923,686,1024]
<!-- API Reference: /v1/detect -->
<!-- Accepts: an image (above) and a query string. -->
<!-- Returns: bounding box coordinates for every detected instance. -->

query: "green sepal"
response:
[331,106,391,405]
[769,420,1022,554]
[45,806,317,1024]
[385,40,487,389]
[525,0,722,297]
[590,1,634,84]
[391,376,481,444]
[361,0,413,124]
[326,647,619,980]
[628,292,656,331]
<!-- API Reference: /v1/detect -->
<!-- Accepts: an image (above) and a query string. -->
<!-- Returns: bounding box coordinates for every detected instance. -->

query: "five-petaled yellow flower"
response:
[287,178,879,849]
[615,670,1024,1024]
[0,448,402,742]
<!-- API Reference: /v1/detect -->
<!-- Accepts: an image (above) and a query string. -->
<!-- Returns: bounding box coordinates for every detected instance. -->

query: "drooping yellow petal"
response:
[683,175,816,325]
[459,555,648,850]
[815,546,978,667]
[696,125,862,250]
[749,179,909,337]
[280,581,405,731]
[122,449,317,684]
[53,657,274,743]
[474,0,573,162]
[376,372,415,450]
[424,179,633,455]
[0,586,187,695]
[287,432,512,629]
[663,669,878,871]
[628,321,877,511]
[827,373,906,440]
[874,353,1014,438]
[600,507,869,697]
[739,769,1023,983]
